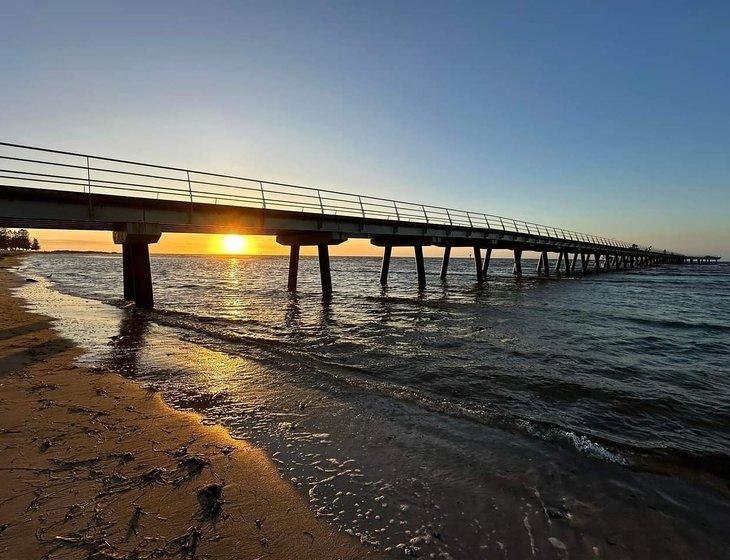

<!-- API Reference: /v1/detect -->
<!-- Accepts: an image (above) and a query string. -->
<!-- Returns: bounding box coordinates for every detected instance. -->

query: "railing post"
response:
[466,211,473,228]
[393,200,400,221]
[259,181,266,210]
[358,195,365,218]
[86,156,93,218]
[422,205,429,224]
[187,171,194,218]
[318,190,325,214]
[446,209,452,227]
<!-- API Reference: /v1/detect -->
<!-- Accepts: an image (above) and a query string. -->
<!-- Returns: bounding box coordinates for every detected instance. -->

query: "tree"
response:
[31,238,40,251]
[13,229,30,250]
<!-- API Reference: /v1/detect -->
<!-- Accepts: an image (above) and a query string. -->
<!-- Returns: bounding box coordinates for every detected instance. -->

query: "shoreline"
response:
[0,254,376,559]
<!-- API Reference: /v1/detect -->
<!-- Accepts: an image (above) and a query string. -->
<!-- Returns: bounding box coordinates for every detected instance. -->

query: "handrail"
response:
[0,141,681,255]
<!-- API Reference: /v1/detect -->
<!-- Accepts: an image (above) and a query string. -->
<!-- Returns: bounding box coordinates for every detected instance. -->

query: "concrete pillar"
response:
[580,252,587,273]
[474,247,483,283]
[555,251,564,273]
[571,252,578,273]
[513,248,523,278]
[563,252,572,277]
[380,246,392,285]
[482,248,492,275]
[440,246,451,280]
[594,253,601,271]
[113,223,161,310]
[130,243,153,309]
[287,245,300,291]
[122,243,135,300]
[318,244,332,295]
[542,250,551,276]
[414,245,426,289]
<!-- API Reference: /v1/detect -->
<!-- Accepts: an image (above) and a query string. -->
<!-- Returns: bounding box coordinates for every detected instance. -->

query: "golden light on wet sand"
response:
[220,234,248,254]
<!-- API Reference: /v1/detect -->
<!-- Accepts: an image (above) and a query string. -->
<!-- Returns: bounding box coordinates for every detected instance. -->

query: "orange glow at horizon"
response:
[25,229,515,258]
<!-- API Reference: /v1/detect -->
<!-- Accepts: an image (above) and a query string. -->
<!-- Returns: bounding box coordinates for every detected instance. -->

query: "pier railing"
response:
[0,141,662,252]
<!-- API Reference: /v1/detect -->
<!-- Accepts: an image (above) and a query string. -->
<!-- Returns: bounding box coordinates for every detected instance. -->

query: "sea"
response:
[14,253,730,559]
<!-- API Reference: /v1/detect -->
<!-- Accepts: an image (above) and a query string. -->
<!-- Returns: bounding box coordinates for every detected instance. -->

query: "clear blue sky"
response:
[1,1,728,255]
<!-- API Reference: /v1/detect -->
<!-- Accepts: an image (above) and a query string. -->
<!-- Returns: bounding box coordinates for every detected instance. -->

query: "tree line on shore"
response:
[0,228,41,251]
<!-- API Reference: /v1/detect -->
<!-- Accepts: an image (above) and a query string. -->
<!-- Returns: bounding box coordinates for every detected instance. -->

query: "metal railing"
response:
[0,141,672,254]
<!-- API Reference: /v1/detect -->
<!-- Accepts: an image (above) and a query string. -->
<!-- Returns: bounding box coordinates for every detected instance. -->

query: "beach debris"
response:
[255,518,264,530]
[25,278,38,282]
[174,445,189,456]
[0,523,9,535]
[196,483,224,520]
[177,454,208,476]
[124,504,144,541]
[39,439,52,452]
[544,504,572,520]
[109,451,135,464]
[143,467,168,484]
[162,526,202,558]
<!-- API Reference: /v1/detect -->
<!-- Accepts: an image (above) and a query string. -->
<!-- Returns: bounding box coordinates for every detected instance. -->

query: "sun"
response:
[220,234,248,254]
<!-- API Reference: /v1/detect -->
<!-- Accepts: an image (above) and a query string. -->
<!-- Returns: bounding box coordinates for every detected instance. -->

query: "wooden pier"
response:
[0,142,720,308]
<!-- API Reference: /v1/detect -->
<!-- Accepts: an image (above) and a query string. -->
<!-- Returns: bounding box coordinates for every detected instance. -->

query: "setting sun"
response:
[220,234,248,254]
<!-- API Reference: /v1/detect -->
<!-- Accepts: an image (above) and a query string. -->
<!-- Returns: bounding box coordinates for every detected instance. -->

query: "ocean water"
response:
[15,253,730,559]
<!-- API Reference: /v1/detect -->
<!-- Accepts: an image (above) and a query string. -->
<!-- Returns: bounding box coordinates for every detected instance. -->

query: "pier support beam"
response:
[482,248,492,275]
[537,251,550,277]
[474,247,483,283]
[563,252,572,277]
[287,245,300,291]
[513,248,523,278]
[555,251,564,273]
[122,243,135,300]
[571,252,578,273]
[381,245,392,285]
[414,245,426,289]
[277,232,346,294]
[318,244,332,295]
[580,252,587,274]
[440,246,451,280]
[130,243,154,308]
[113,223,162,309]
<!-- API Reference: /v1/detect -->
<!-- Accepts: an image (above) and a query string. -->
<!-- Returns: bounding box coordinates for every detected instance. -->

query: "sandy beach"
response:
[0,253,376,560]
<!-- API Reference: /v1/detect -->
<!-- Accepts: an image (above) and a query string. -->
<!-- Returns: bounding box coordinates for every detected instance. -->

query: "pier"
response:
[0,142,720,308]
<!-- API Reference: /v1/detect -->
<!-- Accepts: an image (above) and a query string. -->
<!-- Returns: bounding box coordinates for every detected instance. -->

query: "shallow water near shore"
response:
[14,253,730,558]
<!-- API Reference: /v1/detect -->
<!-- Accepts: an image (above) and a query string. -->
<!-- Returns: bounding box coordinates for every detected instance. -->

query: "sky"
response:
[1,1,728,256]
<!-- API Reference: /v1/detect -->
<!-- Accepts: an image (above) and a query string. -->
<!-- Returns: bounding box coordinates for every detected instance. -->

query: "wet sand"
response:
[0,254,376,560]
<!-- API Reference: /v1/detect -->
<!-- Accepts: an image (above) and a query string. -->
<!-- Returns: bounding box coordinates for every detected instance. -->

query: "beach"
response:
[0,254,375,560]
